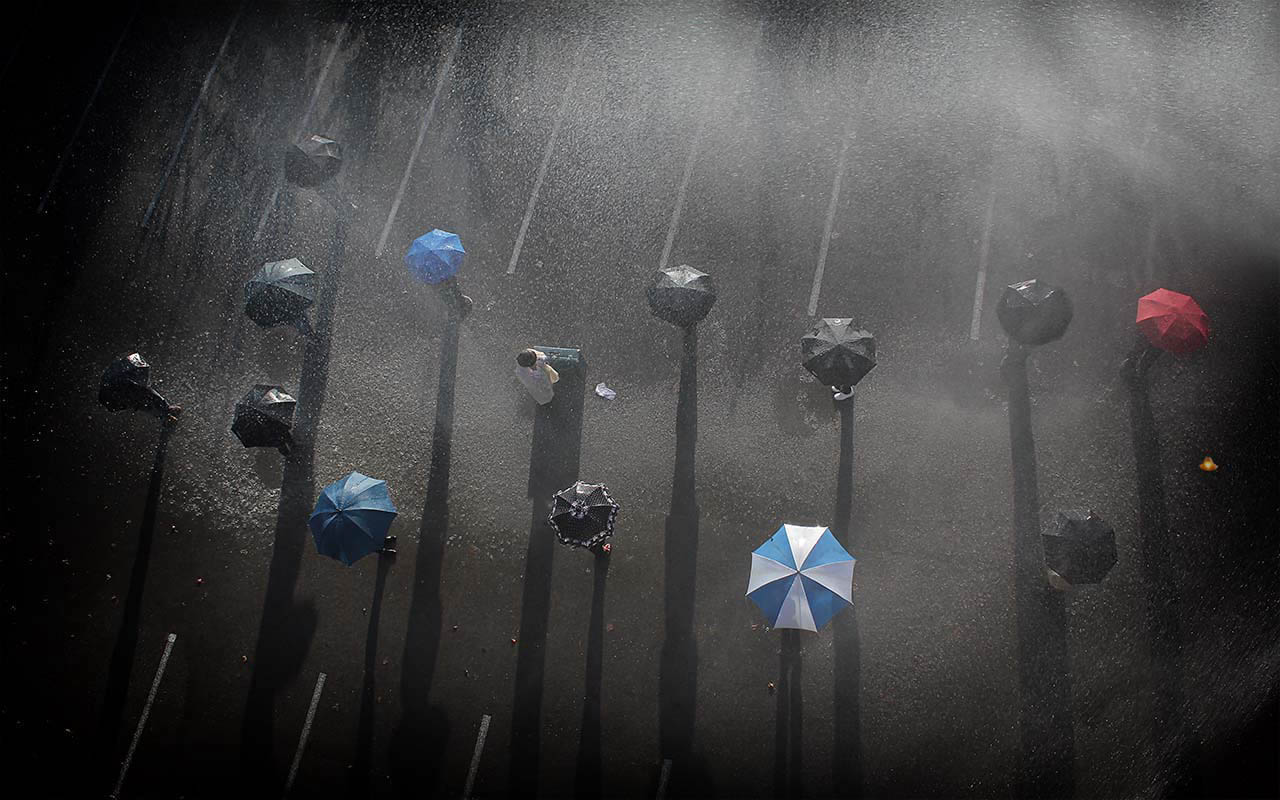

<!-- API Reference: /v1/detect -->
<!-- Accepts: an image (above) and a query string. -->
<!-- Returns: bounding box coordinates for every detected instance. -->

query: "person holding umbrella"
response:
[405,228,473,318]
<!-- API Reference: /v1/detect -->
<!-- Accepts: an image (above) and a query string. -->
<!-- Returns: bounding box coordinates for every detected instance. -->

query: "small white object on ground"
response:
[595,383,617,400]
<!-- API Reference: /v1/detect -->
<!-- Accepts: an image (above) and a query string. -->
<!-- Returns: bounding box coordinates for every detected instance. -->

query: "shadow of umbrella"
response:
[93,423,172,792]
[830,399,864,798]
[388,311,461,797]
[575,552,610,800]
[774,630,803,800]
[509,364,587,797]
[349,554,393,798]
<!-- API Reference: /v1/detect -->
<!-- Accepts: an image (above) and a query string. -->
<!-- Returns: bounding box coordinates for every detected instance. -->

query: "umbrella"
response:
[309,472,398,566]
[1042,510,1117,586]
[231,384,296,454]
[549,481,618,549]
[747,523,854,632]
[996,279,1072,346]
[286,134,342,187]
[405,229,464,285]
[99,352,168,415]
[1137,288,1209,355]
[245,258,316,334]
[801,319,876,388]
[647,264,717,327]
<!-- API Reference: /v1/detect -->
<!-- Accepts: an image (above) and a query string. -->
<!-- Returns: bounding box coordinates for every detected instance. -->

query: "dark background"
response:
[1,1,1276,798]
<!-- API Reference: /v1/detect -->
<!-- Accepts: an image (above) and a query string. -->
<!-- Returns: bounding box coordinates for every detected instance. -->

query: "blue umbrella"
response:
[747,524,855,631]
[309,472,398,566]
[405,229,465,285]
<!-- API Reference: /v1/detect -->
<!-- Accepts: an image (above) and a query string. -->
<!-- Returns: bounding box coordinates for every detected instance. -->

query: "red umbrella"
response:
[1136,288,1209,355]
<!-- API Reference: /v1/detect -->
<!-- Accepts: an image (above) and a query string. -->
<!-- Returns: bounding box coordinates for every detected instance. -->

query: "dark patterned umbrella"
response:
[286,134,342,188]
[245,258,316,334]
[231,384,296,455]
[801,319,876,388]
[1043,509,1117,586]
[997,279,1072,346]
[647,264,716,327]
[98,352,176,418]
[549,481,619,549]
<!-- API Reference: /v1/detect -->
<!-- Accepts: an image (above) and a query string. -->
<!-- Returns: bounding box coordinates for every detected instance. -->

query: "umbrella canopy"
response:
[647,264,717,327]
[309,472,398,566]
[286,134,342,187]
[801,319,876,387]
[996,279,1072,346]
[406,229,465,285]
[1137,288,1209,355]
[231,384,296,453]
[245,258,316,334]
[99,352,166,413]
[748,524,854,632]
[549,481,619,549]
[1042,510,1117,586]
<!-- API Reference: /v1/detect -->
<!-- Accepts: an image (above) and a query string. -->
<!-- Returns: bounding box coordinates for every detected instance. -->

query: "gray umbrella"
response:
[997,279,1072,346]
[647,264,717,327]
[801,319,876,388]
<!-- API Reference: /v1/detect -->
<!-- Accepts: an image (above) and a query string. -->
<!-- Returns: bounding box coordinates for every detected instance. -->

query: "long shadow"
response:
[350,555,393,798]
[240,217,345,792]
[1001,345,1075,799]
[574,552,610,799]
[91,422,172,791]
[387,311,461,796]
[658,326,713,797]
[1122,344,1197,796]
[830,398,864,798]
[774,630,803,800]
[509,365,587,796]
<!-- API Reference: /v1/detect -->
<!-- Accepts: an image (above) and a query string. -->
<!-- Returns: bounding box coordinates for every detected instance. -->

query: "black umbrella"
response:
[285,133,342,188]
[1043,510,1117,586]
[801,319,876,388]
[245,258,316,334]
[231,384,297,455]
[549,481,619,550]
[98,352,177,419]
[996,279,1072,346]
[647,264,716,327]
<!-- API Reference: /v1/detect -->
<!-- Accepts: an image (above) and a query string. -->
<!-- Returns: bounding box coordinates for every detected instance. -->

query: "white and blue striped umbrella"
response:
[747,524,855,632]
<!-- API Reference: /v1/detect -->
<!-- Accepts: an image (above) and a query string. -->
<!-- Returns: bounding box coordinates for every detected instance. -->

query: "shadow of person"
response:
[388,311,463,797]
[349,554,393,798]
[92,422,172,793]
[830,399,864,798]
[574,552,610,800]
[240,216,344,793]
[510,364,587,797]
[774,630,803,800]
[658,326,714,798]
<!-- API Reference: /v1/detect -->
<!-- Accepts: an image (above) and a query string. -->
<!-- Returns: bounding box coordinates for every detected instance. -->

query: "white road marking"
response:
[656,758,672,799]
[461,713,491,800]
[141,1,245,229]
[284,671,327,796]
[507,43,586,275]
[968,189,997,341]
[807,134,851,317]
[657,116,707,272]
[38,4,138,213]
[375,26,463,257]
[109,633,177,799]
[253,18,351,242]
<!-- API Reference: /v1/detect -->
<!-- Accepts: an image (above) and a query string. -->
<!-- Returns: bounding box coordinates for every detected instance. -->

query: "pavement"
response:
[1,2,1277,798]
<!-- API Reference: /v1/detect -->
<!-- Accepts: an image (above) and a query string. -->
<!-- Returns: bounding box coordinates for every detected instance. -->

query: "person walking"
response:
[515,348,559,405]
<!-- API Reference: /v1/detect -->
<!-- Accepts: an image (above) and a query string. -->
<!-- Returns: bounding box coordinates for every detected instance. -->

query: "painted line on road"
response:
[968,189,996,341]
[109,633,177,799]
[254,16,351,242]
[656,758,672,799]
[141,1,245,229]
[375,26,463,257]
[507,42,586,275]
[284,671,327,796]
[807,133,851,317]
[657,115,707,272]
[461,713,492,800]
[38,4,138,213]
